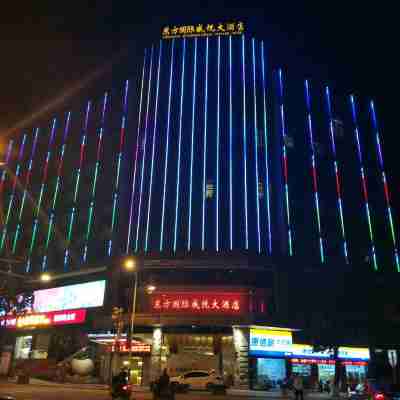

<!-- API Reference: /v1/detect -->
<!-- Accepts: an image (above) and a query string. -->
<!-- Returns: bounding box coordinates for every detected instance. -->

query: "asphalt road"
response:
[0,384,257,400]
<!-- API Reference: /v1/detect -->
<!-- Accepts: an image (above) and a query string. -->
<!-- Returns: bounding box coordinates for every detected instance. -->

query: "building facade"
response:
[0,23,399,386]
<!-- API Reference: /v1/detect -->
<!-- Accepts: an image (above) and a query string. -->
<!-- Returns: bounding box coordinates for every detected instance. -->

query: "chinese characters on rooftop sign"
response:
[162,22,245,39]
[151,292,248,314]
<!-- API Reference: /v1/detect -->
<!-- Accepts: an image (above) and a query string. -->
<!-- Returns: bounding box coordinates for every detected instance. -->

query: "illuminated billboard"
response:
[250,328,293,357]
[162,22,244,39]
[33,280,106,313]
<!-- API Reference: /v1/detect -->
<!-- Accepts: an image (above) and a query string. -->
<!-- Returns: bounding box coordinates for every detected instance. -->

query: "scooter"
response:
[110,382,132,399]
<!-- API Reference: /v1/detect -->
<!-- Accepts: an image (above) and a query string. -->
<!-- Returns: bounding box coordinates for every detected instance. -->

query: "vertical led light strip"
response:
[325,87,349,263]
[350,95,378,270]
[278,69,293,256]
[82,92,108,263]
[261,41,272,254]
[173,39,186,253]
[135,46,154,252]
[109,81,129,256]
[229,36,233,251]
[187,38,197,251]
[252,38,261,253]
[216,36,221,252]
[41,112,72,271]
[370,100,400,272]
[26,119,58,272]
[160,41,175,251]
[145,43,162,252]
[12,129,39,254]
[242,36,249,250]
[0,134,27,252]
[201,37,209,251]
[0,140,14,196]
[64,101,91,270]
[126,51,146,253]
[305,80,325,263]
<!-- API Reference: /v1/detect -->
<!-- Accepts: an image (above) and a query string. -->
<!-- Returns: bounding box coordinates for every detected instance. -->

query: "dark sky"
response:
[0,1,399,205]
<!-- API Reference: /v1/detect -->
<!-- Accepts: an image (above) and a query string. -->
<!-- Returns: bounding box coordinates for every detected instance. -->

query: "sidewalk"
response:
[7,377,109,391]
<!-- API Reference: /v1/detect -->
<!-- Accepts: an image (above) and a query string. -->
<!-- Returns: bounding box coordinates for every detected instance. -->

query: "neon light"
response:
[188,37,197,251]
[12,129,39,254]
[135,46,154,252]
[126,51,146,253]
[160,41,175,251]
[305,80,325,263]
[173,39,186,253]
[325,87,349,263]
[26,119,58,272]
[242,36,249,250]
[41,112,72,271]
[216,35,221,252]
[64,101,91,270]
[370,100,400,272]
[201,37,209,251]
[261,42,272,254]
[0,140,14,195]
[278,69,293,256]
[82,92,108,263]
[252,38,261,253]
[350,95,377,270]
[145,43,162,252]
[229,36,233,251]
[0,134,27,252]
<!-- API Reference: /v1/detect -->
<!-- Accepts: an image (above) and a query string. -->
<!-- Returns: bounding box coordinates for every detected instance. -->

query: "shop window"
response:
[14,336,32,360]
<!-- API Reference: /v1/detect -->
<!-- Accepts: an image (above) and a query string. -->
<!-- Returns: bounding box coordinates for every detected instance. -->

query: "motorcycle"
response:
[110,382,132,399]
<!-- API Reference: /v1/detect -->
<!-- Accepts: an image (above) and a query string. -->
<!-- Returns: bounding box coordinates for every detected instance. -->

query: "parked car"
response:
[349,382,400,400]
[170,370,223,390]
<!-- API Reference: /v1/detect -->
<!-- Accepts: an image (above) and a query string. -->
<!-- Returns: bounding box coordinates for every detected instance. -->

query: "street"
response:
[0,383,267,400]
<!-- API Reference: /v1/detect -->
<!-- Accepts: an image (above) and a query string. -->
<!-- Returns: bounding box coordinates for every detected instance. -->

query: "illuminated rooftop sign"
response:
[162,22,244,39]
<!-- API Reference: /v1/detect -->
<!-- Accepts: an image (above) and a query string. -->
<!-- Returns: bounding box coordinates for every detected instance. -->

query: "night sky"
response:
[1,1,399,215]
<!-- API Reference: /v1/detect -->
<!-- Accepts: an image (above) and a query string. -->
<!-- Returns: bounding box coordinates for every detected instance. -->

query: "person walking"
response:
[293,374,304,400]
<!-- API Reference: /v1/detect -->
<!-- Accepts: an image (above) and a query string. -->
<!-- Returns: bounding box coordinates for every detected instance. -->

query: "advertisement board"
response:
[33,280,106,313]
[338,347,370,361]
[291,344,332,359]
[249,328,293,357]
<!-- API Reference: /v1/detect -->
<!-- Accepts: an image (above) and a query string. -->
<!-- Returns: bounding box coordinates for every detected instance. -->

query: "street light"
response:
[40,273,52,282]
[124,257,136,271]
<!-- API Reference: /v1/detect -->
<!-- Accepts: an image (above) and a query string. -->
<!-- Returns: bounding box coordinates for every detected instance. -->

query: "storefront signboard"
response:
[150,292,248,314]
[249,328,293,357]
[291,344,332,359]
[0,309,86,329]
[110,341,151,353]
[338,347,370,361]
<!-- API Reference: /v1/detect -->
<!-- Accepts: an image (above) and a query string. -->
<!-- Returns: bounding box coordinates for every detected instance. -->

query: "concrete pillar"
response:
[150,327,163,383]
[233,327,250,388]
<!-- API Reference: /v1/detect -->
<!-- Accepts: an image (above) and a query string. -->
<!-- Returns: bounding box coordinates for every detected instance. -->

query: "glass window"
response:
[14,336,32,360]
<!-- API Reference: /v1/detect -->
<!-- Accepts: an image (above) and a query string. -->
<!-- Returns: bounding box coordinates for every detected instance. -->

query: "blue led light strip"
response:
[278,69,293,256]
[160,41,175,251]
[325,87,349,263]
[173,39,186,252]
[26,119,58,272]
[63,101,91,270]
[216,36,221,252]
[350,95,378,270]
[201,37,209,251]
[252,38,261,253]
[260,41,272,254]
[82,92,108,263]
[187,37,197,251]
[11,129,39,255]
[41,112,72,271]
[305,80,325,263]
[135,46,154,252]
[0,134,27,253]
[370,100,400,272]
[145,43,162,252]
[229,36,233,251]
[126,51,147,253]
[0,140,14,196]
[242,36,249,250]
[108,80,129,256]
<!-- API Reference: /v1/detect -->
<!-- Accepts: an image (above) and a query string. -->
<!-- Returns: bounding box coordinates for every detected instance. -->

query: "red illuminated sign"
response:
[110,340,151,353]
[0,309,86,329]
[151,292,248,314]
[291,358,336,365]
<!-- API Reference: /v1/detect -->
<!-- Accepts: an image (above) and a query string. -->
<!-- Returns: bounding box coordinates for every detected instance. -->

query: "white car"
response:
[170,370,223,390]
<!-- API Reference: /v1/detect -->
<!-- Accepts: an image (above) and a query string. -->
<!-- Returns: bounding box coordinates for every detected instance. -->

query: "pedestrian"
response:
[293,374,304,400]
